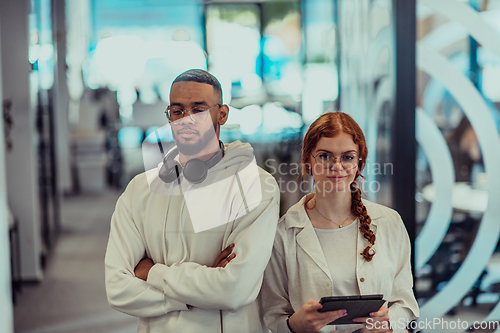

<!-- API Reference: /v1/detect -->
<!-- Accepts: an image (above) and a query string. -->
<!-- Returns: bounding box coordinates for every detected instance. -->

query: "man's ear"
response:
[218,104,229,126]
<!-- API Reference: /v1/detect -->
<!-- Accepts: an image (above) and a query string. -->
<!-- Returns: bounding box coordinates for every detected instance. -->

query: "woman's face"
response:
[309,132,359,195]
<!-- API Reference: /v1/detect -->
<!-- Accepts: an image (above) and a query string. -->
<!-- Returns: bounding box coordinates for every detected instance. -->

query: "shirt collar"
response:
[284,195,382,230]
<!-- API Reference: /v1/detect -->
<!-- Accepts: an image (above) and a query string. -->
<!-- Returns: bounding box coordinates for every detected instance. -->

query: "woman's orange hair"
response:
[300,111,376,261]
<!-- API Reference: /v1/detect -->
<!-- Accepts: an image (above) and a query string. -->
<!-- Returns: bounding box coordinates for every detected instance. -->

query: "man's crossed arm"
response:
[134,243,236,281]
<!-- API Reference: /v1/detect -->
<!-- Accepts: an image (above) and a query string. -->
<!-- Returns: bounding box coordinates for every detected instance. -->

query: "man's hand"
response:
[134,258,155,281]
[212,243,236,268]
[134,243,235,282]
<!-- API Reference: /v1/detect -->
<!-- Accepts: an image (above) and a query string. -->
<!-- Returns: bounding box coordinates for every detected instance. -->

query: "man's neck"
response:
[178,138,221,166]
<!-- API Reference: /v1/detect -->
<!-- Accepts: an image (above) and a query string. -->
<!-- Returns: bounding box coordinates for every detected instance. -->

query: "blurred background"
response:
[1,0,500,332]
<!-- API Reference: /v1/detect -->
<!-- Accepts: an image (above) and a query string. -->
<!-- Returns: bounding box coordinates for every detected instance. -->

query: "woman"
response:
[261,112,419,333]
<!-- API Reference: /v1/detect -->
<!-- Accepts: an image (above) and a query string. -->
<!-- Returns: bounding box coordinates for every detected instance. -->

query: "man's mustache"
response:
[177,127,199,134]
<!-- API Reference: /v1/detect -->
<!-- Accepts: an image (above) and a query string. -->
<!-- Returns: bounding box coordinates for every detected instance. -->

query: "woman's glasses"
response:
[312,152,361,170]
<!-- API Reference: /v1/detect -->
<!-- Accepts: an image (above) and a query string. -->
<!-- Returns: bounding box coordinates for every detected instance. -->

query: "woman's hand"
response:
[354,306,392,332]
[288,299,347,333]
[212,243,236,268]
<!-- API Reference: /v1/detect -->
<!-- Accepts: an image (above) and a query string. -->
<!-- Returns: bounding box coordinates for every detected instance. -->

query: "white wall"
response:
[0,15,15,333]
[0,0,43,280]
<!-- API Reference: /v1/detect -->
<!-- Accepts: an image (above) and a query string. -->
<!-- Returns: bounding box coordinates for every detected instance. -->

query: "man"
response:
[105,69,279,332]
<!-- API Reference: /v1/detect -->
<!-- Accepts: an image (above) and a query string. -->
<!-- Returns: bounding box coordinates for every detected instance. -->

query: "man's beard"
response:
[173,119,218,156]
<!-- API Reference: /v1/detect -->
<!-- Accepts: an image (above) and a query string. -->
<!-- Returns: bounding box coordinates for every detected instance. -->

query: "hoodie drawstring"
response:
[162,183,175,264]
[177,181,192,265]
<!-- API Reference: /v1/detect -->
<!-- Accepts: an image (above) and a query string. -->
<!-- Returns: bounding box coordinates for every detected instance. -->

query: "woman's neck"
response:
[312,189,352,220]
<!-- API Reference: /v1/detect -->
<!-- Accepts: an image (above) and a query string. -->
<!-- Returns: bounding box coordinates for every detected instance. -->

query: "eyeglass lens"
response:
[167,107,210,123]
[315,152,359,169]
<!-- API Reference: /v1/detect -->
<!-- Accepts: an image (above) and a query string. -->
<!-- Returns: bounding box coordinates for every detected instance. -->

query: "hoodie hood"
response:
[201,140,255,186]
[217,140,255,170]
[146,140,255,195]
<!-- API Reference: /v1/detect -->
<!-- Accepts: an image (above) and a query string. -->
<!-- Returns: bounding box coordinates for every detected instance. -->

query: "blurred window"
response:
[302,0,339,124]
[118,127,144,149]
[262,1,302,96]
[206,4,261,99]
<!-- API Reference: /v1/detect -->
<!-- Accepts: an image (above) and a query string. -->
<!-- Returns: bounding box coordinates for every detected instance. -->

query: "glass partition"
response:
[415,0,500,328]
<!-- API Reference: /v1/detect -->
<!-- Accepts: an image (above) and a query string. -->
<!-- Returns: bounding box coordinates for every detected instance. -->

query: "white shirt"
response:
[314,219,360,297]
[315,220,364,332]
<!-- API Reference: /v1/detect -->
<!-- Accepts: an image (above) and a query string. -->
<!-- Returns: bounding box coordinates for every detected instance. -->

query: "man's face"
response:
[169,81,225,156]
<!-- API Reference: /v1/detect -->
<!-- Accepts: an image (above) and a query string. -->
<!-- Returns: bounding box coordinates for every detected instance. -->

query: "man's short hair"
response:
[172,69,222,103]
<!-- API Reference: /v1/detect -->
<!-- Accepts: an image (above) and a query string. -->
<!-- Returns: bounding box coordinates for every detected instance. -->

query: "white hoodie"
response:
[105,141,280,333]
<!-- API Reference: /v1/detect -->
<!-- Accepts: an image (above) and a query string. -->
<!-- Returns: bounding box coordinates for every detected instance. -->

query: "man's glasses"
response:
[165,104,221,124]
[312,152,361,170]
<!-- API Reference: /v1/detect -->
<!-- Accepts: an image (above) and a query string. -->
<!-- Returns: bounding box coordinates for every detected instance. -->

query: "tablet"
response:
[318,294,385,325]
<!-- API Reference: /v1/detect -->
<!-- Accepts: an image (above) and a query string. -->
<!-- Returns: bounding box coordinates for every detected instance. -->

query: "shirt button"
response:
[360,277,365,282]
